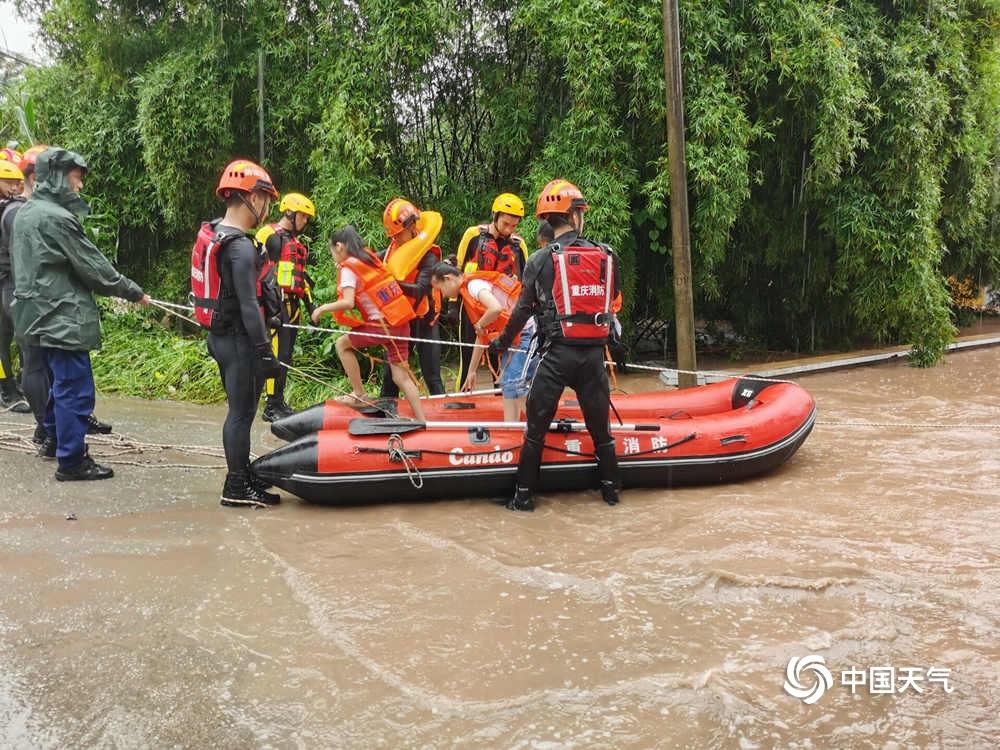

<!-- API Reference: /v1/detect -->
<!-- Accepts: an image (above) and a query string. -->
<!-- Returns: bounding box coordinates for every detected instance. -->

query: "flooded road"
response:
[1,348,997,749]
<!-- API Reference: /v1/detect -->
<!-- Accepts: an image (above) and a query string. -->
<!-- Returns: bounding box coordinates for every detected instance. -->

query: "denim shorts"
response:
[500,345,538,399]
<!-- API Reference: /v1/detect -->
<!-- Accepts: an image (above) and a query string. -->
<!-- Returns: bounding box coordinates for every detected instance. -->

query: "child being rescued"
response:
[311,226,427,422]
[430,261,539,421]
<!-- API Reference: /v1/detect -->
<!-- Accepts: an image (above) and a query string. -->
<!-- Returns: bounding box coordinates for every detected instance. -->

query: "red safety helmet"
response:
[18,145,49,173]
[382,197,420,237]
[535,179,589,218]
[216,159,279,199]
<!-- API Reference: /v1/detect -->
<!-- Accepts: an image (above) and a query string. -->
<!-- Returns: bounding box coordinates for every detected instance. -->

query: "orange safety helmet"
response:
[382,197,420,237]
[18,145,49,173]
[216,159,279,199]
[535,179,589,218]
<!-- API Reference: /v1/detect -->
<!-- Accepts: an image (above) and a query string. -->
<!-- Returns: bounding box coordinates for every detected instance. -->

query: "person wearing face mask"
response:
[191,159,282,507]
[451,193,529,390]
[8,148,150,481]
[488,180,622,512]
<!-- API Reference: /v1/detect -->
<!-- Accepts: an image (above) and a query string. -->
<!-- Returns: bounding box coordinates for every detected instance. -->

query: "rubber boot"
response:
[595,440,620,506]
[505,485,535,513]
[600,480,620,507]
[221,472,280,508]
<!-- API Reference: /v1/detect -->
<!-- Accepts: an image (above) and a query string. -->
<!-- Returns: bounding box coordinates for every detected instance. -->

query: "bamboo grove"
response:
[4,0,1000,365]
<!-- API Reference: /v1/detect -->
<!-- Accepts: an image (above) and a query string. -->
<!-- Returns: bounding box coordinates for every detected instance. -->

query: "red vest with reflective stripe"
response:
[550,242,614,342]
[271,225,309,296]
[191,221,266,332]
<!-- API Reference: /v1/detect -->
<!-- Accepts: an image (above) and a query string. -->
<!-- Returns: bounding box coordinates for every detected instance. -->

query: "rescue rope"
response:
[0,422,230,469]
[150,298,798,386]
[387,433,423,489]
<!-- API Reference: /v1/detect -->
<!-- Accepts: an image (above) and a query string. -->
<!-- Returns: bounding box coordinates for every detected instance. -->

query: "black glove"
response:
[488,338,507,358]
[253,343,281,380]
[268,316,283,331]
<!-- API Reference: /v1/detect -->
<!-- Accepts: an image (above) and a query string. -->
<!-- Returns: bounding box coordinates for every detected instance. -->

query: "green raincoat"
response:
[9,148,143,351]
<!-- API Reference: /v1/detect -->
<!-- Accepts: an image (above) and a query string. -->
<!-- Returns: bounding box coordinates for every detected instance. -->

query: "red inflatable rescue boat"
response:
[252,378,816,505]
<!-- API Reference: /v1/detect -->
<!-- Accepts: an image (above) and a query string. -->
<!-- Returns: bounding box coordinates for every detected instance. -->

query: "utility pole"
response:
[662,0,698,388]
[257,49,266,164]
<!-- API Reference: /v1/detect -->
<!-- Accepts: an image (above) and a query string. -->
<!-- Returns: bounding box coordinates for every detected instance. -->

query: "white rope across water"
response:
[149,298,796,384]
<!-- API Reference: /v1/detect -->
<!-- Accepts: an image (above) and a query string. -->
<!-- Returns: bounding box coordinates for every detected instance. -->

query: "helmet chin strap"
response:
[237,191,266,226]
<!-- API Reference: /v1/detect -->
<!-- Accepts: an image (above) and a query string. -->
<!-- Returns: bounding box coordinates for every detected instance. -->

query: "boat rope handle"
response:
[387,434,423,489]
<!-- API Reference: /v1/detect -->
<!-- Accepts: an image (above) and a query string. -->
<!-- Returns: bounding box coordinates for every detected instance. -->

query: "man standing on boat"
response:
[489,180,621,512]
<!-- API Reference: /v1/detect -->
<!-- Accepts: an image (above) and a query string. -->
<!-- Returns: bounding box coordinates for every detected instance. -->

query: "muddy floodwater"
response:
[1,348,997,749]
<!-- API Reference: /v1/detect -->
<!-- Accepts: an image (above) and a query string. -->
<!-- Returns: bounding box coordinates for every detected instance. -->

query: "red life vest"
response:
[191,221,267,332]
[550,240,614,342]
[473,227,524,278]
[458,271,522,342]
[271,225,309,296]
[334,250,416,329]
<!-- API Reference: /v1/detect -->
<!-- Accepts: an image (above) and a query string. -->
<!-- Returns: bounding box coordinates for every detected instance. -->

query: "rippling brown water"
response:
[1,348,997,748]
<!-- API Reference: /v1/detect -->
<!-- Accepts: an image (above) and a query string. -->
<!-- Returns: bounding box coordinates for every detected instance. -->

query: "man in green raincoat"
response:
[9,147,150,481]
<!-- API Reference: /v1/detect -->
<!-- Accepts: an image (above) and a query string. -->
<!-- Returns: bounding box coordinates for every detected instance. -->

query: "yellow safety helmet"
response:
[279,192,316,217]
[0,159,24,181]
[491,192,525,218]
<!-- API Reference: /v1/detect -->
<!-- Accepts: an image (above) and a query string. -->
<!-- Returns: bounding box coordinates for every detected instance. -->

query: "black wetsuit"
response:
[206,227,272,473]
[493,234,621,495]
[379,250,445,397]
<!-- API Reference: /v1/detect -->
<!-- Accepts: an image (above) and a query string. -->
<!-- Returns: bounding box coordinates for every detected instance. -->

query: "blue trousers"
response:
[42,348,95,469]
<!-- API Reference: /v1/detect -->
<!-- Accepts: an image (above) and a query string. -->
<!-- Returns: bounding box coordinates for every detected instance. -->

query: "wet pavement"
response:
[0,347,997,749]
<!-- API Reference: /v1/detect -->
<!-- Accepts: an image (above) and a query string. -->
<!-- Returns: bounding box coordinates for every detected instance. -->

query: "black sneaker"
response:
[246,466,280,503]
[0,389,31,414]
[220,472,280,508]
[86,414,113,434]
[504,486,535,513]
[55,455,114,481]
[37,436,56,459]
[261,400,295,423]
[600,480,620,507]
[32,424,47,445]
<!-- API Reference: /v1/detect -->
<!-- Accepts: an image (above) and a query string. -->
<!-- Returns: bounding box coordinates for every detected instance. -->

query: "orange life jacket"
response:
[458,271,522,342]
[334,250,416,329]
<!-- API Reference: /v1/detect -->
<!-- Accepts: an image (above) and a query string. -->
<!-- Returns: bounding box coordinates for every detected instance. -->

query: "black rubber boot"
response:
[55,453,114,481]
[221,472,280,508]
[86,414,112,434]
[505,485,535,513]
[600,480,620,507]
